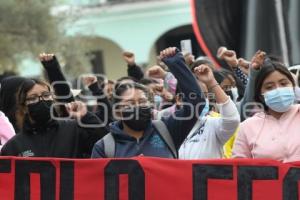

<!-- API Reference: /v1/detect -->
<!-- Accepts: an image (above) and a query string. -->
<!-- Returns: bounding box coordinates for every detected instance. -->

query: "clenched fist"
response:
[147,65,167,79]
[65,101,87,119]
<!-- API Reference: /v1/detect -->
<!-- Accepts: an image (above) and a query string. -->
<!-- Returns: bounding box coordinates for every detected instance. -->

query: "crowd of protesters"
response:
[0,45,299,163]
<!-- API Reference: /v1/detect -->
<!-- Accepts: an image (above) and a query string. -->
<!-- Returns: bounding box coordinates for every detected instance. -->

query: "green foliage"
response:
[0,0,61,73]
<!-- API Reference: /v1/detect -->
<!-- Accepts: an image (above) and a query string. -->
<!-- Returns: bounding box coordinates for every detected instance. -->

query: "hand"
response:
[65,101,87,119]
[147,65,167,79]
[250,50,266,70]
[39,53,54,62]
[217,47,238,68]
[194,64,217,87]
[161,89,174,102]
[123,51,135,65]
[159,47,177,60]
[82,75,97,87]
[238,58,250,75]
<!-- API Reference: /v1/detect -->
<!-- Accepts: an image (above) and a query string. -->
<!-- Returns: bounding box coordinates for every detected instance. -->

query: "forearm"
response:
[240,68,260,121]
[208,81,229,104]
[233,67,248,86]
[215,99,240,144]
[42,57,74,102]
[88,83,114,124]
[163,52,205,105]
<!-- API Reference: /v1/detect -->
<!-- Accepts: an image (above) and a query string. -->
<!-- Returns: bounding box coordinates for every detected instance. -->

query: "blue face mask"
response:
[263,87,295,113]
[199,98,210,118]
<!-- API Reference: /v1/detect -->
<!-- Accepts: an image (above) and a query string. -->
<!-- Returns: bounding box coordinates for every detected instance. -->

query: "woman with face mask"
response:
[232,59,300,162]
[179,65,240,159]
[1,79,109,158]
[91,47,206,158]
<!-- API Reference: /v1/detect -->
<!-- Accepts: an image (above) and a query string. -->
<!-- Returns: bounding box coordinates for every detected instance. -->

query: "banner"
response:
[0,157,300,200]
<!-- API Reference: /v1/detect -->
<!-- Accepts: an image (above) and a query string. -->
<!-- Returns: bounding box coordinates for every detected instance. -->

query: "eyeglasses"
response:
[25,92,54,105]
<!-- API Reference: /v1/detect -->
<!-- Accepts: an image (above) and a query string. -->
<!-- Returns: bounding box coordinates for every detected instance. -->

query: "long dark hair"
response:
[16,79,51,129]
[254,59,295,110]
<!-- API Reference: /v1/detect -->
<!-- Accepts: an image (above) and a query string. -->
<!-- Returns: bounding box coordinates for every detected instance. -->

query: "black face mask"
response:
[27,100,53,126]
[225,90,234,100]
[121,106,152,131]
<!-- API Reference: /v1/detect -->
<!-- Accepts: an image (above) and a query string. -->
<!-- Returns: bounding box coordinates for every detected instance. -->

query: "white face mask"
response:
[231,87,239,102]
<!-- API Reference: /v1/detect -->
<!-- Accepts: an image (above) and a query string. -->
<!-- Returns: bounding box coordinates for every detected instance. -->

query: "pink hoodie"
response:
[0,111,15,150]
[232,105,300,163]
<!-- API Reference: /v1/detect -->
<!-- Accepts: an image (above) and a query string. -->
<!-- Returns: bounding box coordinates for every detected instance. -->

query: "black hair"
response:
[16,78,51,130]
[254,59,295,110]
[139,78,159,86]
[114,76,138,91]
[113,82,150,106]
[190,58,214,71]
[18,79,51,106]
[219,68,245,100]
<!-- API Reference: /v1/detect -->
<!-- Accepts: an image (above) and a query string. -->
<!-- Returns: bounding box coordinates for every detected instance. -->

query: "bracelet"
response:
[208,84,219,90]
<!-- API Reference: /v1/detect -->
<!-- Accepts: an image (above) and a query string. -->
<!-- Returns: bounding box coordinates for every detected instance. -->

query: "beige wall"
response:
[84,37,160,80]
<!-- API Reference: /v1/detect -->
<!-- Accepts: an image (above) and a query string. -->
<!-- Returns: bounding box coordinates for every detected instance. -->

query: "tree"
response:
[0,0,61,73]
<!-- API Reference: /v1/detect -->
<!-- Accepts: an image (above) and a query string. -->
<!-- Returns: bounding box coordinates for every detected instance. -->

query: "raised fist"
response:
[251,50,266,70]
[123,51,135,65]
[65,101,87,119]
[82,75,97,87]
[39,53,55,62]
[194,64,216,87]
[147,65,167,79]
[159,47,177,60]
[217,47,238,68]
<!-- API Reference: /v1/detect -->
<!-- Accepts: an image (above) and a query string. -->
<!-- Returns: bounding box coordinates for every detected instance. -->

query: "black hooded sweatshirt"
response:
[0,112,109,158]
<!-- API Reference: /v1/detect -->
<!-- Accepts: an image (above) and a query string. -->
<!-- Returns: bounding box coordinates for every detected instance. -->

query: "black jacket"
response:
[1,112,109,158]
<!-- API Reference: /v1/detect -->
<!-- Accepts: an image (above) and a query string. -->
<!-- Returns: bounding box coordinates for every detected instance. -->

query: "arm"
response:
[0,111,15,150]
[239,68,260,121]
[233,67,248,86]
[88,82,114,124]
[160,48,206,149]
[239,50,266,121]
[194,64,240,144]
[123,52,144,81]
[39,53,74,103]
[66,101,109,156]
[82,75,114,124]
[214,99,240,144]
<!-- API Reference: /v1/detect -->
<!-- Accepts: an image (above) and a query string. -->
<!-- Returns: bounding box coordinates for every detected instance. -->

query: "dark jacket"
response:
[1,112,109,158]
[91,50,205,158]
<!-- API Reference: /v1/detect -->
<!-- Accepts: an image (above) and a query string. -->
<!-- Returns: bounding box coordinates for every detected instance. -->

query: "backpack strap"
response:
[103,133,115,158]
[152,120,178,158]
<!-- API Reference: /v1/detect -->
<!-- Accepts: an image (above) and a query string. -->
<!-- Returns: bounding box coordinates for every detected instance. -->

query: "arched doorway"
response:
[154,25,204,58]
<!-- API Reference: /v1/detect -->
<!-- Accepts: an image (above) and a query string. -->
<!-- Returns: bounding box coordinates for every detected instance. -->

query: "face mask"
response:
[199,98,209,118]
[27,100,53,126]
[122,106,152,131]
[263,87,295,113]
[154,95,163,110]
[231,87,239,102]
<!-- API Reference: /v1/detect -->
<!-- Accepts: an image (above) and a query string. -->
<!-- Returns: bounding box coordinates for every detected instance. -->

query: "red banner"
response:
[0,157,300,200]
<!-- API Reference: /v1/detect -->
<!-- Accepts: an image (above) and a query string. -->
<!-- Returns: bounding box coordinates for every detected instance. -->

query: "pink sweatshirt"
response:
[232,105,300,163]
[0,111,15,150]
